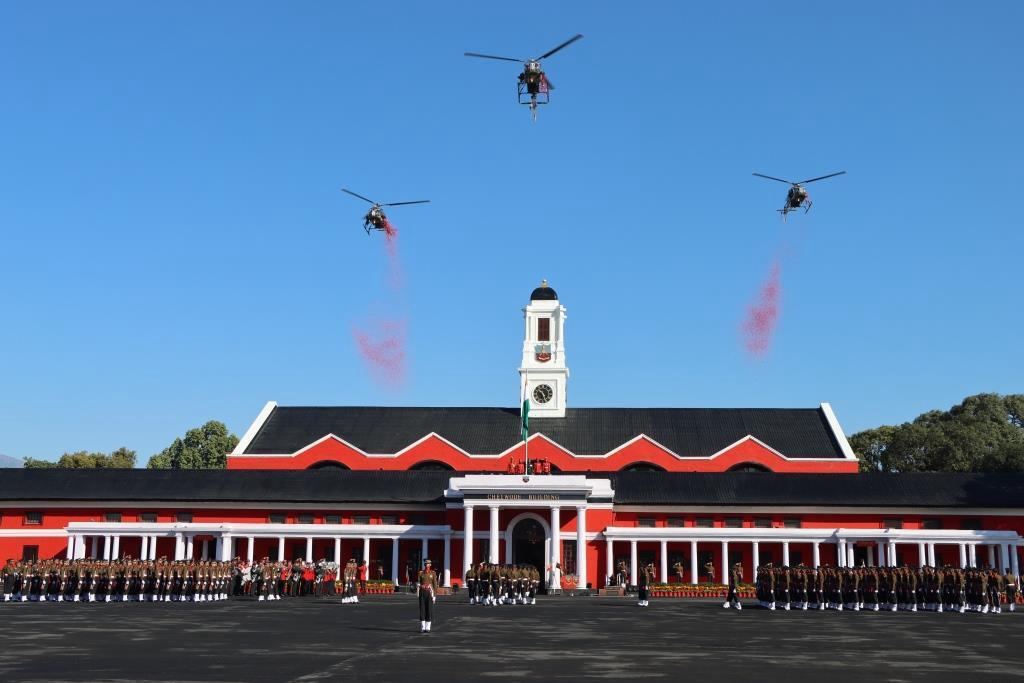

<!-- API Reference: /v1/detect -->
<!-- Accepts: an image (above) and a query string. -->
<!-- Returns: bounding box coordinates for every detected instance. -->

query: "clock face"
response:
[532,384,553,404]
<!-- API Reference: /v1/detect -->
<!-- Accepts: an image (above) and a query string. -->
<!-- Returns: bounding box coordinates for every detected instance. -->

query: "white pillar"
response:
[201,539,209,561]
[277,536,285,562]
[927,543,936,567]
[136,536,146,561]
[918,542,927,566]
[847,543,855,567]
[391,538,399,586]
[1000,543,1010,573]
[576,506,588,588]
[605,538,613,587]
[219,535,232,562]
[958,543,967,568]
[690,540,698,583]
[660,540,668,585]
[90,535,99,559]
[421,538,430,567]
[443,535,451,587]
[720,541,729,584]
[186,535,195,560]
[1011,544,1020,577]
[629,540,638,586]
[112,535,121,560]
[888,541,897,567]
[489,506,500,564]
[837,540,845,567]
[812,541,820,568]
[987,544,996,569]
[753,541,761,570]
[782,541,790,567]
[334,537,341,564]
[305,537,313,562]
[66,535,75,560]
[75,534,86,560]
[363,537,371,566]
[875,542,883,567]
[246,536,255,563]
[968,543,977,568]
[462,506,474,576]
[550,507,561,571]
[213,536,222,563]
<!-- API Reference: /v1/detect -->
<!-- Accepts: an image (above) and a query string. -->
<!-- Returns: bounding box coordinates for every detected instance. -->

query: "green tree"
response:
[147,420,239,469]
[850,393,1024,473]
[23,447,136,468]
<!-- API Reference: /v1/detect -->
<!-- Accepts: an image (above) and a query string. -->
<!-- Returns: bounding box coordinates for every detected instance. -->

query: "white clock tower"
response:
[519,280,568,418]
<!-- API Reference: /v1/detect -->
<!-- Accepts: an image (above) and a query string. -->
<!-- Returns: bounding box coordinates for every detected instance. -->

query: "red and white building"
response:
[2,282,1022,586]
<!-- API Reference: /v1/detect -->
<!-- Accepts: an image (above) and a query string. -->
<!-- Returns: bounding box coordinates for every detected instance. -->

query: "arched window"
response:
[409,460,455,471]
[621,462,666,472]
[307,460,350,470]
[728,462,771,473]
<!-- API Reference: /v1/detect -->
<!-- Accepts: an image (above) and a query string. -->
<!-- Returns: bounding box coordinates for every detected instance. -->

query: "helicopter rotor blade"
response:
[464,52,524,63]
[798,171,847,185]
[382,200,431,207]
[752,173,795,185]
[340,188,378,205]
[536,34,584,60]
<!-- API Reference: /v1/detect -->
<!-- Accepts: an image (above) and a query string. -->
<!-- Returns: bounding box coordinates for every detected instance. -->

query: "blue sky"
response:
[1,2,1021,463]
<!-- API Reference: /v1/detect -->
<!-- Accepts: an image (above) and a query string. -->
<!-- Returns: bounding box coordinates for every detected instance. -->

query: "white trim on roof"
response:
[820,402,858,461]
[232,401,278,456]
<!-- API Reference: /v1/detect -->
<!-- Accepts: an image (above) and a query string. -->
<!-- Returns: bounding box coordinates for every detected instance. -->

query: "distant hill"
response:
[0,453,22,468]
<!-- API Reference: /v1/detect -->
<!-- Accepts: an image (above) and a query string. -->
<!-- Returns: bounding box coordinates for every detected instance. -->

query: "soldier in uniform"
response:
[1005,569,1018,612]
[704,560,715,586]
[416,558,437,633]
[724,562,742,610]
[465,564,476,604]
[637,561,652,607]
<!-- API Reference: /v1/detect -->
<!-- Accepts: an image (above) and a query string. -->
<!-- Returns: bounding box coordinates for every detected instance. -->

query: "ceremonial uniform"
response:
[416,560,438,632]
[637,563,652,607]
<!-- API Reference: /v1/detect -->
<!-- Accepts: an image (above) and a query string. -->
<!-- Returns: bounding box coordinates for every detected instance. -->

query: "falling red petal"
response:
[741,260,782,357]
[353,319,406,387]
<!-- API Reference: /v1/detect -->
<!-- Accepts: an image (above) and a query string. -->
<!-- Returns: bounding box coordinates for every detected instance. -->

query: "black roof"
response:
[1,470,1022,508]
[530,283,558,300]
[243,406,847,458]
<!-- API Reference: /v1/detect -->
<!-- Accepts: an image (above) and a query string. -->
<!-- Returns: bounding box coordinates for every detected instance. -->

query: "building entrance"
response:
[511,518,545,575]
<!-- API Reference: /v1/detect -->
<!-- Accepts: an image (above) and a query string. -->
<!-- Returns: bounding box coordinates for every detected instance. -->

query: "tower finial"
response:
[540,279,548,287]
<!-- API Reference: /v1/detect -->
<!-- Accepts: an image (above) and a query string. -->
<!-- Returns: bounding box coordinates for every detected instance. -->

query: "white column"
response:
[550,507,561,571]
[75,534,86,560]
[968,543,977,568]
[867,544,874,567]
[811,541,820,568]
[112,535,121,560]
[489,506,500,563]
[246,536,255,563]
[213,536,222,563]
[660,540,668,585]
[847,543,855,567]
[1011,544,1020,577]
[782,541,790,567]
[151,535,160,560]
[927,543,936,567]
[918,542,927,566]
[363,537,371,565]
[690,540,698,583]
[629,540,638,586]
[90,535,99,559]
[421,538,429,567]
[219,535,232,562]
[888,541,897,567]
[391,538,399,586]
[837,540,845,567]
[443,535,451,587]
[720,541,729,584]
[605,538,614,587]
[1000,543,1010,573]
[753,541,761,570]
[277,536,285,562]
[576,506,587,587]
[305,537,313,562]
[186,535,195,560]
[66,535,75,560]
[958,543,967,568]
[462,506,474,576]
[987,544,996,569]
[201,539,209,560]
[334,537,341,564]
[137,536,147,561]
[875,542,884,567]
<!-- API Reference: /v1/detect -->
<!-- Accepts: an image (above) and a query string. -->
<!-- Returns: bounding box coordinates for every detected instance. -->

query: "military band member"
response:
[416,559,437,633]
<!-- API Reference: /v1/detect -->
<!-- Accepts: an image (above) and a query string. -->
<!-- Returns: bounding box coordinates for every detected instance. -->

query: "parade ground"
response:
[1,596,1022,683]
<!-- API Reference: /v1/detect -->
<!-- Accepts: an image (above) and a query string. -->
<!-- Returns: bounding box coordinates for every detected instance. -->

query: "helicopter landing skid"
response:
[518,84,549,121]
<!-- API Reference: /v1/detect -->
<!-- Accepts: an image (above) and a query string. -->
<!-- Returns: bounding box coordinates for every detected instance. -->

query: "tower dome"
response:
[530,279,558,301]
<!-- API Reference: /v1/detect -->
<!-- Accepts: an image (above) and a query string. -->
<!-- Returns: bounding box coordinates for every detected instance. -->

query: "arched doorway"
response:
[511,517,545,575]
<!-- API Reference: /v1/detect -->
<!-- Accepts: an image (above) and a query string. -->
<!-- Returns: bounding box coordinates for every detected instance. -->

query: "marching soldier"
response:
[1005,569,1018,612]
[416,558,438,633]
[724,562,743,610]
[465,564,476,604]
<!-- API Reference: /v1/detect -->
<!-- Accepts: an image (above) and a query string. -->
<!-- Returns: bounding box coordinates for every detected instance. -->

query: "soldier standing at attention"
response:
[416,559,437,633]
[704,560,715,586]
[1005,569,1018,612]
[637,562,652,607]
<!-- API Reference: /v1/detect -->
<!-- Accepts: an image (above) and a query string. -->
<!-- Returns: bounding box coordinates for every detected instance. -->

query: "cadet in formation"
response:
[465,562,540,605]
[417,558,438,632]
[753,564,1020,614]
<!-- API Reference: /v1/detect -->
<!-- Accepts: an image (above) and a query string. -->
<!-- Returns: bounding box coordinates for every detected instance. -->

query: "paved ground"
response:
[1,596,1022,682]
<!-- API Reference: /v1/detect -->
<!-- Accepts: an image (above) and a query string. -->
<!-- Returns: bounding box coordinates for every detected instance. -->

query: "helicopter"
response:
[340,189,430,236]
[464,34,583,121]
[752,171,846,219]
